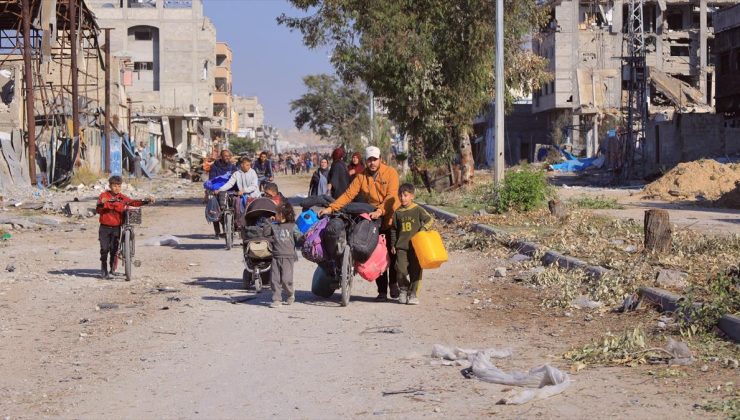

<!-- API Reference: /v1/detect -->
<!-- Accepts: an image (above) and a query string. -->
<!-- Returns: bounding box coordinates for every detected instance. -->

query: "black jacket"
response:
[328,160,350,200]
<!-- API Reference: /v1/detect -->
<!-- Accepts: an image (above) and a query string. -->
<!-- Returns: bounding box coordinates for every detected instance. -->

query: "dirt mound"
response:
[643,160,740,201]
[715,182,740,209]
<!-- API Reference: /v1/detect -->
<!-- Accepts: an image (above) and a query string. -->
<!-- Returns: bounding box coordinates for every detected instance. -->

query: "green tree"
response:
[290,74,370,152]
[228,135,259,156]
[279,0,551,180]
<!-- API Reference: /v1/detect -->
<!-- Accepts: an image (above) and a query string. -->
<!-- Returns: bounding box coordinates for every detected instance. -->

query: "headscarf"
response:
[331,147,346,161]
[348,152,364,175]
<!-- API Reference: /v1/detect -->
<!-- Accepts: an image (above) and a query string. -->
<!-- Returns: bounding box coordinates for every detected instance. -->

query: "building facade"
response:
[212,42,234,143]
[715,4,740,113]
[232,95,265,139]
[88,0,216,159]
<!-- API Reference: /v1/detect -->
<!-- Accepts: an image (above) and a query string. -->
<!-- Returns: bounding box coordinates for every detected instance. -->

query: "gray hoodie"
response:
[270,222,303,258]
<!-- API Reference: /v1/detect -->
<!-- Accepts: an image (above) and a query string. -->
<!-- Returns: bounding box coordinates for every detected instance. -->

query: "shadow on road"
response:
[176,233,218,240]
[186,276,243,291]
[48,269,104,279]
[175,243,232,251]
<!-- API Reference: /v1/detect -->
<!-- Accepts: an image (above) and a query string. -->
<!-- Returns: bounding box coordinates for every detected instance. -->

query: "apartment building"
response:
[232,95,265,139]
[212,42,235,143]
[715,4,740,113]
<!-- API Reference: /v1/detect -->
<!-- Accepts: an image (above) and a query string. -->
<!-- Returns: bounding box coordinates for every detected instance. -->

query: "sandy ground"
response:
[0,174,736,419]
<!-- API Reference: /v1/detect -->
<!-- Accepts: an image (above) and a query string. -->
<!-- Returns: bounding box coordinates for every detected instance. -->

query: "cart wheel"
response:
[340,245,352,307]
[253,271,262,293]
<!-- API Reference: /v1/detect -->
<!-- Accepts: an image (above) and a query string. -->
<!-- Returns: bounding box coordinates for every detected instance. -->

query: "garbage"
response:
[618,293,641,312]
[141,235,180,247]
[431,344,511,361]
[95,303,119,310]
[443,348,571,405]
[5,264,15,272]
[362,326,403,334]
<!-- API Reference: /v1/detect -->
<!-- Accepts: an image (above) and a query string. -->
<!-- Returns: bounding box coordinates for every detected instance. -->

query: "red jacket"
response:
[96,191,146,227]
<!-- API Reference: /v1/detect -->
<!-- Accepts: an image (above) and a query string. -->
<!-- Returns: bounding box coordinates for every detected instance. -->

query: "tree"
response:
[290,74,370,153]
[279,0,551,181]
[228,135,259,156]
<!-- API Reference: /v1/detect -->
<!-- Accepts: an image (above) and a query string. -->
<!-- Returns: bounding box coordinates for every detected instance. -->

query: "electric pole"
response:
[494,0,505,185]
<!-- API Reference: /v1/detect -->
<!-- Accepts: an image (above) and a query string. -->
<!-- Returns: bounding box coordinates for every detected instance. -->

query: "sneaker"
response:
[389,284,400,299]
[374,294,388,302]
[284,295,295,305]
[269,301,281,308]
[407,296,420,305]
[398,290,408,304]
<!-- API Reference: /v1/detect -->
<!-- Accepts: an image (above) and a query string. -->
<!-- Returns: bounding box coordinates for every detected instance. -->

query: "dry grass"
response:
[69,166,100,186]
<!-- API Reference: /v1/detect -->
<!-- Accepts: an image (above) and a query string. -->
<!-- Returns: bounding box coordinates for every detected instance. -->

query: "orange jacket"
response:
[96,191,146,227]
[329,162,400,229]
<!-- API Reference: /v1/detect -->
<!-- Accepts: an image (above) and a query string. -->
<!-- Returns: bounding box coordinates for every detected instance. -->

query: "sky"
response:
[203,0,334,131]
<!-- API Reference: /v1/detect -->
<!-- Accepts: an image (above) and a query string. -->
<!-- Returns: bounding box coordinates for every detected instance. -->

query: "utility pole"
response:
[21,0,37,184]
[69,0,80,166]
[104,28,111,174]
[494,0,505,185]
[369,90,374,145]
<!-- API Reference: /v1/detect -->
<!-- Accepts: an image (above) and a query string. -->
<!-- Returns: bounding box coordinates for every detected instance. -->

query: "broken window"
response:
[133,28,152,41]
[215,77,228,93]
[670,46,690,57]
[164,0,192,8]
[128,0,156,8]
[666,13,684,30]
[216,54,227,67]
[134,61,153,71]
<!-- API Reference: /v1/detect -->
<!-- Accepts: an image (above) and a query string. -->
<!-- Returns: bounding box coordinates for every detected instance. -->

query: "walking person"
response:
[269,202,302,308]
[390,183,433,305]
[347,151,364,179]
[319,146,401,301]
[253,151,274,188]
[308,158,330,196]
[327,147,350,199]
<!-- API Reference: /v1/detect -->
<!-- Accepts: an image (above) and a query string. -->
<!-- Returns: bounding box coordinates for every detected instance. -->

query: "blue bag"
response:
[203,172,232,191]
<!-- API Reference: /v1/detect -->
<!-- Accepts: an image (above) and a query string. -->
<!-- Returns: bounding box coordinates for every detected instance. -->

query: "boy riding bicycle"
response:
[96,175,154,279]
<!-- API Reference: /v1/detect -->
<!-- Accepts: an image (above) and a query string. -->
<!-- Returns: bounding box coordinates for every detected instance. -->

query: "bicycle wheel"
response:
[253,270,262,293]
[340,245,352,307]
[224,212,234,250]
[124,229,132,281]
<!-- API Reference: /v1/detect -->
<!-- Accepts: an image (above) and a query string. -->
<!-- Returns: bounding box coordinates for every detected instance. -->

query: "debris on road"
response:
[95,303,119,310]
[494,267,507,277]
[5,264,15,272]
[141,235,180,247]
[362,326,403,335]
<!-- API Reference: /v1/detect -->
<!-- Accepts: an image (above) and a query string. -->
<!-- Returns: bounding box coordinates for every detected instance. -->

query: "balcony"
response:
[215,66,230,79]
[213,91,229,104]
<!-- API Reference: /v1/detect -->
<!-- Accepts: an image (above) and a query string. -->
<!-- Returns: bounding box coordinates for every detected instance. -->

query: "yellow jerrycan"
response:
[411,230,448,269]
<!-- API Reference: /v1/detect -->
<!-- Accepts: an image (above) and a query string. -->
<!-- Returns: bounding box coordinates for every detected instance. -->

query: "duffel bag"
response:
[321,217,347,262]
[311,265,337,298]
[349,214,379,263]
[355,234,390,282]
[301,217,329,263]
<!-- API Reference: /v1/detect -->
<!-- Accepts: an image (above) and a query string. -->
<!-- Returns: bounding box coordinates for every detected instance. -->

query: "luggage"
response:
[246,240,272,259]
[411,230,448,269]
[205,195,221,222]
[355,234,390,282]
[321,218,347,262]
[296,209,320,234]
[301,217,329,263]
[300,194,334,211]
[311,265,337,298]
[349,214,379,263]
[343,202,375,214]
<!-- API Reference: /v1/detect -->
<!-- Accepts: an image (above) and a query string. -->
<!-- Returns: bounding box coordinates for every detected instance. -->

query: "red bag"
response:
[354,234,390,282]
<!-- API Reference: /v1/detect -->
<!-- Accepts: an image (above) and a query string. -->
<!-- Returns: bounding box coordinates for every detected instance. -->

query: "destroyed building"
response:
[715,3,740,113]
[533,0,740,171]
[87,0,217,169]
[0,0,122,192]
[211,42,237,147]
[232,95,265,140]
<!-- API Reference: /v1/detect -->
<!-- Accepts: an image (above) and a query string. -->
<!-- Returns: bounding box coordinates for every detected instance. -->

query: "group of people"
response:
[96,144,432,307]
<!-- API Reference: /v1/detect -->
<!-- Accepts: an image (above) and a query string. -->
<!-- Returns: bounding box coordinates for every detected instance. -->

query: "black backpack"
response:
[349,215,380,263]
[321,218,347,262]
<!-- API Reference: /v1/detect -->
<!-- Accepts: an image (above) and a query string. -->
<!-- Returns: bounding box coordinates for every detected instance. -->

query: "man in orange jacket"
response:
[96,175,154,279]
[319,146,401,301]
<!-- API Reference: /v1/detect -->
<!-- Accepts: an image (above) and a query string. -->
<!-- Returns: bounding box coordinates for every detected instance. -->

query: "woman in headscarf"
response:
[347,151,365,179]
[327,147,350,199]
[308,158,330,196]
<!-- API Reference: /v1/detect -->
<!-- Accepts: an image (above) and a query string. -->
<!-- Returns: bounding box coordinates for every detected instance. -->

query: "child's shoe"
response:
[407,294,419,305]
[269,301,281,308]
[398,289,408,304]
[284,295,295,305]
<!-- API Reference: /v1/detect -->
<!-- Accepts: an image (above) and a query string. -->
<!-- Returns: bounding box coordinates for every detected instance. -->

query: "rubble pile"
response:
[642,160,740,202]
[714,182,740,210]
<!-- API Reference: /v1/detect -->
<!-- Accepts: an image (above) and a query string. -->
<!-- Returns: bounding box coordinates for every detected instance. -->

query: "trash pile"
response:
[431,344,571,405]
[642,160,740,202]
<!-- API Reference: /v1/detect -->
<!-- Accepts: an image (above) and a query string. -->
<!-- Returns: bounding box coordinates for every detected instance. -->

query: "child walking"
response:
[390,183,433,305]
[269,202,302,307]
[96,175,153,279]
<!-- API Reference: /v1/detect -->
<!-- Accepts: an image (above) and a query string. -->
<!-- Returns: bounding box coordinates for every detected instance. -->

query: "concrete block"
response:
[639,286,683,313]
[655,269,689,290]
[718,314,740,343]
[64,202,96,218]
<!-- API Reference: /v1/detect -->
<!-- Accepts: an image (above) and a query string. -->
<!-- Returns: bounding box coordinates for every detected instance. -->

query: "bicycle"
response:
[217,191,239,250]
[325,212,358,307]
[113,204,146,281]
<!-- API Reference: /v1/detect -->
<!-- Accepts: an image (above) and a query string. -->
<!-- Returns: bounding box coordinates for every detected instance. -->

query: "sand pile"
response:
[715,182,740,209]
[643,160,740,201]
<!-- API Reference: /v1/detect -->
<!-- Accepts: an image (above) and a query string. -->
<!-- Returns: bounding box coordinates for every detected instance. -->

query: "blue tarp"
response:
[203,172,232,191]
[550,157,598,172]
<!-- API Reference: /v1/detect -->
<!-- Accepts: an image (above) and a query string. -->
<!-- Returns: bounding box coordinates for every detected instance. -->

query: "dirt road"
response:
[0,175,734,419]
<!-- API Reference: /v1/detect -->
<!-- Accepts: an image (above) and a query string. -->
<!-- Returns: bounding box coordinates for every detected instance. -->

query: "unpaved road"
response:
[1,175,736,419]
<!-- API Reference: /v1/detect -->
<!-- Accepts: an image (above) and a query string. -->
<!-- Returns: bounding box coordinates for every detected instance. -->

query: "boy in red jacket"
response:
[96,176,154,279]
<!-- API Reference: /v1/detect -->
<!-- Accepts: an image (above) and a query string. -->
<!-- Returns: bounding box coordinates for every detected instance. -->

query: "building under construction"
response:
[533,0,740,175]
[0,0,133,192]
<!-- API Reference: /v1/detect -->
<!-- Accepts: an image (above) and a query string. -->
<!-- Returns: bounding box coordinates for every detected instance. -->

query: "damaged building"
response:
[87,0,217,172]
[0,0,123,191]
[533,0,740,172]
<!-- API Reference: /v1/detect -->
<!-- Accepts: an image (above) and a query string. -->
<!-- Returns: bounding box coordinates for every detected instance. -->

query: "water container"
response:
[296,209,320,233]
[411,230,448,269]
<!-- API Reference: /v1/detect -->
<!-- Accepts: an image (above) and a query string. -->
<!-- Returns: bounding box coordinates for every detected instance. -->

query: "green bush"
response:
[229,136,259,156]
[493,166,552,213]
[570,195,624,209]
